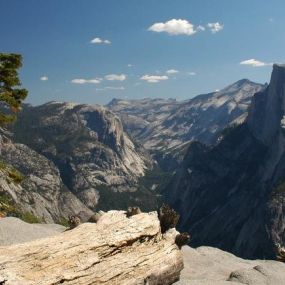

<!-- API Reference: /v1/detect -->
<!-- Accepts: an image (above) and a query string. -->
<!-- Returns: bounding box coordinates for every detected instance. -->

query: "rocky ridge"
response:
[108,80,265,153]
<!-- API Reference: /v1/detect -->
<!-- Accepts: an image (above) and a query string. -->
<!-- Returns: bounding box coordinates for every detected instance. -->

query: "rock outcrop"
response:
[0,134,94,223]
[0,211,183,285]
[163,64,285,259]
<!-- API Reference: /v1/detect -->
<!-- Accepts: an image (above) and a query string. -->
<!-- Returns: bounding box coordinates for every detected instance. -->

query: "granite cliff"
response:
[0,102,156,222]
[163,64,285,259]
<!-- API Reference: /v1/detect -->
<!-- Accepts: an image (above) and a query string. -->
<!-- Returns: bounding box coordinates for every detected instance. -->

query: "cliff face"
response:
[13,102,149,191]
[163,65,285,259]
[248,64,285,146]
[0,102,155,222]
[0,134,93,223]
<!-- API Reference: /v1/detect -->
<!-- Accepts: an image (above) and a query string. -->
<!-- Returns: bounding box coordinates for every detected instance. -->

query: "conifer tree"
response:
[0,53,28,125]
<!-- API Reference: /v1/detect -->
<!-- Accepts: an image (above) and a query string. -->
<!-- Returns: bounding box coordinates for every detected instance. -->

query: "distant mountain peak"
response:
[107,98,122,106]
[273,63,285,69]
[219,78,263,95]
[235,78,253,85]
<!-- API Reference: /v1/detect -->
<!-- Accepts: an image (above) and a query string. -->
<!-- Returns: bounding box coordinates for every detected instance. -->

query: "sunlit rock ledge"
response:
[0,210,183,285]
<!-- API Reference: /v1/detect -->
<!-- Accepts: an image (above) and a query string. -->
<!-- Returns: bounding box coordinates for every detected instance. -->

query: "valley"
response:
[0,65,284,261]
[1,2,285,283]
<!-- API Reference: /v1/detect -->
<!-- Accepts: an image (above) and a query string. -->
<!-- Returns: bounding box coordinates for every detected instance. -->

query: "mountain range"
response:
[0,71,278,261]
[108,79,264,151]
[108,79,264,169]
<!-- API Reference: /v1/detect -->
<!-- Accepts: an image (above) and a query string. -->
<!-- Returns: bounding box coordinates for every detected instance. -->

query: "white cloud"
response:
[105,74,127,81]
[148,19,223,36]
[127,64,133,67]
[240,59,272,67]
[105,86,125,90]
[188,72,196,76]
[90,37,111,44]
[40,76,48,81]
[148,19,197,36]
[71,78,102,84]
[207,22,224,33]
[166,69,179,74]
[140,75,169,83]
[71,74,127,85]
[97,86,125,91]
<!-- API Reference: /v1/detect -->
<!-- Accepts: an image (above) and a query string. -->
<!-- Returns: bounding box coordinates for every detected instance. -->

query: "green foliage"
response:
[0,160,24,184]
[95,167,170,212]
[57,217,69,227]
[7,168,24,184]
[95,184,138,212]
[0,160,7,170]
[159,203,180,233]
[220,124,238,140]
[272,181,285,196]
[0,192,41,223]
[0,192,14,212]
[0,53,28,126]
[19,212,42,224]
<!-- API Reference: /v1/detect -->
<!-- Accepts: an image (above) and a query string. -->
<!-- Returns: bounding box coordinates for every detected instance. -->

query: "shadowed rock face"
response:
[163,65,285,259]
[248,64,285,146]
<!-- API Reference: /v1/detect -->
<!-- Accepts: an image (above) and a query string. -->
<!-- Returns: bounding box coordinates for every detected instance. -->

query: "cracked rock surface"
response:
[0,211,183,285]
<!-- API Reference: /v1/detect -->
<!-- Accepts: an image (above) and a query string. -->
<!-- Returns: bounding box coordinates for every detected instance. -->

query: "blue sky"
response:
[1,0,284,105]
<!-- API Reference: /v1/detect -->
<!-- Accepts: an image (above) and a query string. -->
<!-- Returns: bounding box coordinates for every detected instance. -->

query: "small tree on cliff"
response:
[0,53,28,126]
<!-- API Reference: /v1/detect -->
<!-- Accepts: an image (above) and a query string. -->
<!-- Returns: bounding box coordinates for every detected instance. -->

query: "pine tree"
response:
[0,53,28,125]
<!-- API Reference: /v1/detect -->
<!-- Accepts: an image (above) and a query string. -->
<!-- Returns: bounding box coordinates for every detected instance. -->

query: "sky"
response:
[1,0,285,105]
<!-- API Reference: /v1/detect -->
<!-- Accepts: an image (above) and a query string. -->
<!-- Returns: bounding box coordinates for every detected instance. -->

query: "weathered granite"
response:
[0,211,183,285]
